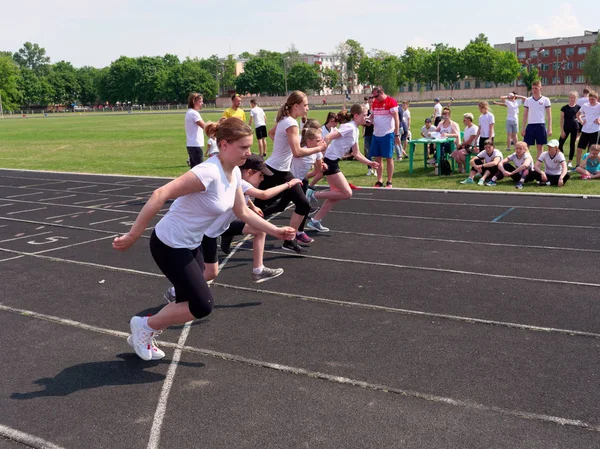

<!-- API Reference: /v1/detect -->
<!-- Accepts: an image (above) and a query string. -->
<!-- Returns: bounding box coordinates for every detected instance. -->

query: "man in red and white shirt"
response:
[370,86,400,187]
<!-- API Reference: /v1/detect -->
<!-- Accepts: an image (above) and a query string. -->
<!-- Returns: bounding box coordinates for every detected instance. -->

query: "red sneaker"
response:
[348,183,360,190]
[385,181,393,188]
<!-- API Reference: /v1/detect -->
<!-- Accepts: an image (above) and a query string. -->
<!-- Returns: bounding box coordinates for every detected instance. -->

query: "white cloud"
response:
[528,3,582,38]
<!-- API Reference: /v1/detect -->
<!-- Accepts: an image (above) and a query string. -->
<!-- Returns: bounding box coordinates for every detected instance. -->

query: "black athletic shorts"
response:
[220,220,246,238]
[578,131,599,150]
[255,125,267,140]
[323,157,341,176]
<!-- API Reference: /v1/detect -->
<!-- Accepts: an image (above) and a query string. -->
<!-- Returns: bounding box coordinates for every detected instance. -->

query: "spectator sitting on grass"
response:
[450,113,479,173]
[460,139,502,186]
[532,139,570,187]
[575,144,600,180]
[485,141,534,189]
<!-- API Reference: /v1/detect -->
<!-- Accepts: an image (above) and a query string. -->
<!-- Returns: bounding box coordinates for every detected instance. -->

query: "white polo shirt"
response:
[250,106,266,128]
[325,122,359,160]
[524,96,551,124]
[507,151,533,169]
[478,112,495,138]
[538,151,565,176]
[185,109,204,147]
[579,103,600,133]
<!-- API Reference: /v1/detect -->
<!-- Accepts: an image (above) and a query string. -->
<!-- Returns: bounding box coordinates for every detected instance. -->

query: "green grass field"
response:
[0,105,596,194]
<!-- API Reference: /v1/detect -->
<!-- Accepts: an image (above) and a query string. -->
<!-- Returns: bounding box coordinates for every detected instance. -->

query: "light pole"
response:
[283,57,289,95]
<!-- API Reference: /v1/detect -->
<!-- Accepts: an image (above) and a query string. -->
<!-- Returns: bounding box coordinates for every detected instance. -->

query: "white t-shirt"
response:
[155,157,241,249]
[267,116,298,172]
[206,138,219,156]
[321,124,335,138]
[434,103,443,118]
[421,125,436,138]
[463,124,479,145]
[204,179,253,238]
[577,97,589,108]
[477,148,503,164]
[579,103,600,133]
[538,151,566,176]
[291,150,323,180]
[478,112,495,138]
[325,122,359,161]
[402,109,411,127]
[507,151,533,169]
[250,106,266,128]
[504,99,521,122]
[185,109,204,147]
[524,96,551,125]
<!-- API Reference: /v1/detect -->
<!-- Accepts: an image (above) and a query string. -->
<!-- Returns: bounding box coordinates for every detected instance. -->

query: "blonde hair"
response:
[568,91,579,98]
[187,92,202,109]
[478,101,489,109]
[463,113,474,121]
[590,144,600,153]
[303,127,322,144]
[515,141,528,150]
[214,118,252,147]
[300,119,321,146]
[276,91,306,122]
[588,91,598,99]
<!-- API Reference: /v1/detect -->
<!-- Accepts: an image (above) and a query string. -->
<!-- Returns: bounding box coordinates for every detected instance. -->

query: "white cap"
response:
[547,139,559,147]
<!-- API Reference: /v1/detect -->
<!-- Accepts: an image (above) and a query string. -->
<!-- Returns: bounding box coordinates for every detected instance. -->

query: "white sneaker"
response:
[568,161,573,168]
[127,333,165,360]
[129,316,156,361]
[252,266,284,283]
[366,168,373,176]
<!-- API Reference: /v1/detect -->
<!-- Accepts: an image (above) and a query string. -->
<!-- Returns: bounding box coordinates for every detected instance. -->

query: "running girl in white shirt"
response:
[254,91,327,254]
[305,104,379,232]
[113,118,295,361]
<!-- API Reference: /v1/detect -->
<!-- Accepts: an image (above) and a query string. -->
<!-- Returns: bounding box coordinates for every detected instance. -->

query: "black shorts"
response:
[255,125,267,140]
[323,157,341,176]
[201,236,218,264]
[578,132,599,150]
[220,220,246,238]
[149,231,213,319]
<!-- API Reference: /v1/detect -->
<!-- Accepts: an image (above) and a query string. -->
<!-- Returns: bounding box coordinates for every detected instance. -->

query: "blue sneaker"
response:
[306,219,329,232]
[306,188,317,204]
[485,180,497,186]
[515,182,524,190]
[460,177,474,185]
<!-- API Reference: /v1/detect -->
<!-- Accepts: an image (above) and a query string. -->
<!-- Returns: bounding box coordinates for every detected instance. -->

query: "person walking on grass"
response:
[305,104,379,232]
[475,101,495,152]
[185,92,206,168]
[460,139,502,186]
[248,99,268,157]
[522,80,552,159]
[113,118,295,361]
[253,91,327,254]
[370,86,400,188]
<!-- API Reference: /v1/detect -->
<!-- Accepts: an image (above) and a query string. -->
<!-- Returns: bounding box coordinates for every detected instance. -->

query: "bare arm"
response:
[521,108,529,135]
[493,101,507,107]
[196,118,205,129]
[232,187,295,238]
[287,126,327,157]
[268,125,277,141]
[246,178,302,200]
[113,171,204,251]
[350,142,377,167]
[546,107,553,135]
[248,115,253,127]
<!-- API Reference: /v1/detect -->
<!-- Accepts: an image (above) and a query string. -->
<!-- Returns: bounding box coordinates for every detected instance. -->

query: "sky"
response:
[1,0,596,68]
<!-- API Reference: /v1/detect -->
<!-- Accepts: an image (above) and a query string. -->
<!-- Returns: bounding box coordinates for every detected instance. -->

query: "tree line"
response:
[1,35,599,111]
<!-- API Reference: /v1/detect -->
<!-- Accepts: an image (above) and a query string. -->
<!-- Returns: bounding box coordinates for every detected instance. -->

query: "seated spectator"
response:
[429,107,460,165]
[485,141,534,189]
[421,117,437,159]
[532,139,570,187]
[450,113,479,173]
[460,139,502,185]
[575,144,600,180]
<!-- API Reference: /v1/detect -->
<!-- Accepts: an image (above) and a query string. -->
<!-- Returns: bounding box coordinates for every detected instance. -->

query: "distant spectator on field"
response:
[432,97,454,126]
[364,97,375,176]
[203,122,219,158]
[450,113,479,173]
[400,101,411,157]
[222,94,246,121]
[249,99,268,157]
[533,139,569,187]
[575,144,600,180]
[475,101,495,152]
[420,117,437,160]
[522,80,552,158]
[432,107,460,165]
[575,90,600,167]
[370,85,400,188]
[558,91,580,168]
[185,92,206,168]
[577,86,591,108]
[493,92,526,152]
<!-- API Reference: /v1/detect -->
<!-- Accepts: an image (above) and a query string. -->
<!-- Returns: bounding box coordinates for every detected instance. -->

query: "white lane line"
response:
[0,423,67,449]
[0,231,52,243]
[134,190,155,196]
[0,203,14,208]
[6,207,47,215]
[46,211,90,220]
[89,216,130,226]
[66,184,97,190]
[0,243,598,340]
[0,255,24,263]
[21,180,67,188]
[99,186,130,192]
[332,210,600,230]
[330,229,600,254]
[115,178,147,184]
[5,192,44,199]
[33,234,118,255]
[37,194,76,202]
[350,196,600,213]
[1,303,598,434]
[74,197,109,205]
[0,216,153,236]
[5,198,139,216]
[211,282,600,339]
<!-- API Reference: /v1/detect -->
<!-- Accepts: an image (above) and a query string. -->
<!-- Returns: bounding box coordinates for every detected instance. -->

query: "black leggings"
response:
[150,231,213,319]
[532,172,570,185]
[495,163,534,182]
[559,128,577,161]
[254,165,311,217]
